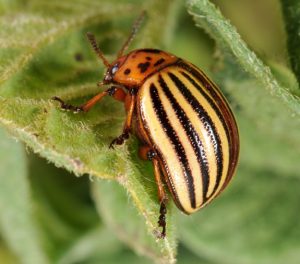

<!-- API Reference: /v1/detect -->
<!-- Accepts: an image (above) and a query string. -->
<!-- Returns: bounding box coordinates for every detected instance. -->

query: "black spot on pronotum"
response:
[139,49,161,54]
[138,61,151,73]
[124,68,131,75]
[154,58,165,66]
[146,56,152,61]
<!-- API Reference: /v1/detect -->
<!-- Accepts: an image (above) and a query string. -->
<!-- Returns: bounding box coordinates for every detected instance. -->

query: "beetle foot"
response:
[157,201,167,239]
[52,96,83,113]
[109,130,130,148]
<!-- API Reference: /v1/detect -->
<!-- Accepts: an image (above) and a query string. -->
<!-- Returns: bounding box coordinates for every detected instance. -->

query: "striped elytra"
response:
[136,57,239,214]
[52,13,239,238]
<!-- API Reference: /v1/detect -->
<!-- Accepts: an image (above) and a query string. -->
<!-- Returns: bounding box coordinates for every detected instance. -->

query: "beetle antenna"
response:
[117,11,146,58]
[86,32,111,68]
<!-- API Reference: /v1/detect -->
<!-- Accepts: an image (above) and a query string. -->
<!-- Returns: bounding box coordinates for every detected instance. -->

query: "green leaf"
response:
[179,165,300,264]
[177,244,214,264]
[281,0,300,83]
[0,241,18,264]
[218,59,300,176]
[268,60,299,94]
[237,112,300,176]
[211,0,288,65]
[0,128,49,264]
[27,153,100,261]
[2,0,300,263]
[0,1,135,86]
[92,179,177,264]
[187,0,300,114]
[0,0,179,260]
[57,227,123,264]
[58,226,155,264]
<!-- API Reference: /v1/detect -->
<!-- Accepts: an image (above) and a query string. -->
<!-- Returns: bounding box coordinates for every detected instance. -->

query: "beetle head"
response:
[103,56,127,84]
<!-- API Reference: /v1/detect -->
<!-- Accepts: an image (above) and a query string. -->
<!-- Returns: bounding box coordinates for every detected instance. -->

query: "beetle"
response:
[52,12,239,238]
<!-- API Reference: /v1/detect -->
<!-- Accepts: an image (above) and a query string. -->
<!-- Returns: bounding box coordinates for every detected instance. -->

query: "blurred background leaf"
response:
[0,0,299,263]
[0,128,49,264]
[280,0,300,84]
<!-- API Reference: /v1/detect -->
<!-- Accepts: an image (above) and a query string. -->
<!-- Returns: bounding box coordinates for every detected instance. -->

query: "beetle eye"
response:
[111,64,119,75]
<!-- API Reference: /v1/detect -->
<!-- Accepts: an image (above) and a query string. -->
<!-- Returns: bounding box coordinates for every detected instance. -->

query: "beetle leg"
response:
[52,86,126,113]
[139,146,168,238]
[109,93,136,148]
[153,157,168,238]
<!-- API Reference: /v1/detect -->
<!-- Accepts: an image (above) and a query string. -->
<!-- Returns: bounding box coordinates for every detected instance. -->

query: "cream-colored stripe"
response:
[139,78,196,213]
[165,68,230,201]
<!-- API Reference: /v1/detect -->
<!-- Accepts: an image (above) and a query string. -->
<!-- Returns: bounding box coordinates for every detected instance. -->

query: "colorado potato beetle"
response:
[53,12,239,238]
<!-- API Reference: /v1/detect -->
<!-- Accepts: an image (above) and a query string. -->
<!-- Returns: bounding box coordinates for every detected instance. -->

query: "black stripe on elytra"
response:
[150,83,196,209]
[158,75,209,203]
[179,71,229,197]
[168,72,224,200]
